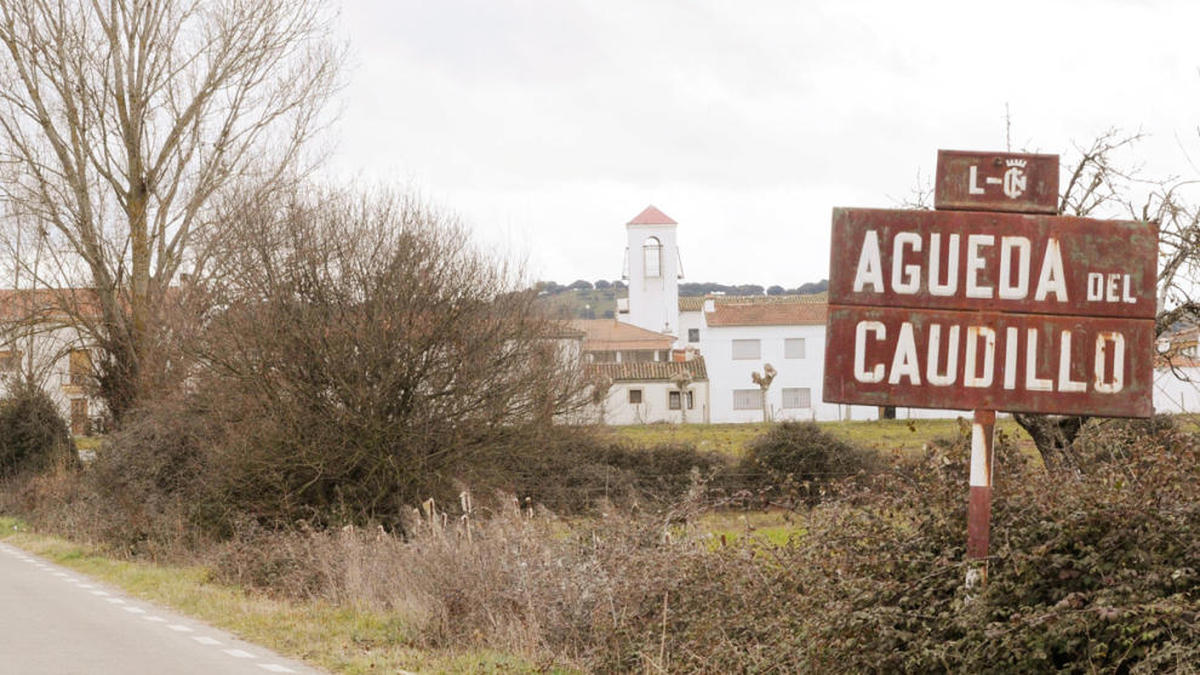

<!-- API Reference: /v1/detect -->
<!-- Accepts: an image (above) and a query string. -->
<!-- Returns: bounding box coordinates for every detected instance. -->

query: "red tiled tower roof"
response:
[627,205,677,225]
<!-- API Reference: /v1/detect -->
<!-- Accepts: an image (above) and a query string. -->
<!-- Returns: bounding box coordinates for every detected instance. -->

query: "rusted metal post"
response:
[965,409,995,589]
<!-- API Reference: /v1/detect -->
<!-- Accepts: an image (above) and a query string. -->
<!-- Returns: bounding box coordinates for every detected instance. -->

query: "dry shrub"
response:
[733,421,882,504]
[209,496,701,669]
[469,427,730,513]
[214,422,1199,672]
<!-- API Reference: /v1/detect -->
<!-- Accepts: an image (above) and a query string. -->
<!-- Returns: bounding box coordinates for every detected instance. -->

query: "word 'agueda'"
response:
[851,230,1071,302]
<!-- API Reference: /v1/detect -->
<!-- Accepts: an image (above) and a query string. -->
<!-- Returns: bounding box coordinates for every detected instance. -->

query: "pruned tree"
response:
[670,369,692,424]
[0,0,343,421]
[589,373,613,425]
[751,363,776,423]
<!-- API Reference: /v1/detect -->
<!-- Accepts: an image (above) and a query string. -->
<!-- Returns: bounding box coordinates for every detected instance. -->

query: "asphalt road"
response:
[0,541,324,675]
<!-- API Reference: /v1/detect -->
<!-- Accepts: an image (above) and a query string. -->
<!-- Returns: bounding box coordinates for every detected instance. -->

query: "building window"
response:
[687,328,700,343]
[731,339,760,360]
[69,349,92,386]
[733,389,762,410]
[784,338,806,359]
[782,387,812,409]
[628,389,643,404]
[643,236,662,278]
[668,390,695,410]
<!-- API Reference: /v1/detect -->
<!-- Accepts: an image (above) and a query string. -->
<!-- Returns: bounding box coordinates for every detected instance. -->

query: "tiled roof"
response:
[0,288,105,321]
[586,357,707,382]
[678,292,827,312]
[543,321,587,339]
[705,301,827,327]
[570,319,674,351]
[627,205,677,225]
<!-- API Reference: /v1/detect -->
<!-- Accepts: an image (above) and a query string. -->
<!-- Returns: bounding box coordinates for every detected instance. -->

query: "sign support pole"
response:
[965,408,995,589]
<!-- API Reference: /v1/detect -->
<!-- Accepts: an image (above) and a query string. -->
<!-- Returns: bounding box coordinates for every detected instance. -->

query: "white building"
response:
[611,205,990,424]
[0,289,105,435]
[612,205,875,423]
[570,318,710,424]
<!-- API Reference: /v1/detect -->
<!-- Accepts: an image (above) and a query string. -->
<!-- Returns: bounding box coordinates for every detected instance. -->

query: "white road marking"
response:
[122,606,146,614]
[76,583,94,589]
[52,572,68,577]
[90,590,110,596]
[258,665,296,673]
[168,624,193,633]
[193,636,222,646]
[143,616,167,623]
[224,649,255,659]
[104,598,126,604]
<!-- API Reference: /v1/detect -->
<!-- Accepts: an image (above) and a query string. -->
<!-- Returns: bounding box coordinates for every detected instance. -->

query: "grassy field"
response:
[0,517,547,674]
[608,416,1037,458]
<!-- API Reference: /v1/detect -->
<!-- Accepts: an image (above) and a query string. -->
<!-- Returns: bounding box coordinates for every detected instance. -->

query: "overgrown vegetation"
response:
[177,417,1198,672]
[0,381,76,478]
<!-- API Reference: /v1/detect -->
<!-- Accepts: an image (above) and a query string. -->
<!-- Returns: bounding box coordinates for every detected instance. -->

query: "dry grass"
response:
[0,516,553,674]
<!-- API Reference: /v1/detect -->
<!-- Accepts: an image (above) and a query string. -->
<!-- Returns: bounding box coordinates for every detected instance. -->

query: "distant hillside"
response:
[533,279,828,320]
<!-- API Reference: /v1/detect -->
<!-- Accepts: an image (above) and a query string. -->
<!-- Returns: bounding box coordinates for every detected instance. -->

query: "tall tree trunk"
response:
[1012,413,1088,473]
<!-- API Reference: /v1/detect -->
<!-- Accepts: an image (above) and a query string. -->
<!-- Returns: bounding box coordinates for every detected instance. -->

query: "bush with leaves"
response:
[736,421,881,503]
[0,381,76,478]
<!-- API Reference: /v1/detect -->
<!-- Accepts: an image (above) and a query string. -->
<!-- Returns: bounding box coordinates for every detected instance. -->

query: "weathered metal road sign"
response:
[824,148,1155,589]
[935,150,1059,214]
[824,154,1157,419]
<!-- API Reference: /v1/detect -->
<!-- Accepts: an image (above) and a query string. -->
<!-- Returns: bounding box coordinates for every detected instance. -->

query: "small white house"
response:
[0,288,105,435]
[570,318,710,424]
[587,359,710,425]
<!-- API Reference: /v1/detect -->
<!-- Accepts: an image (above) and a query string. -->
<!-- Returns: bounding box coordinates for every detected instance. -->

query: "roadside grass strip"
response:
[0,517,557,674]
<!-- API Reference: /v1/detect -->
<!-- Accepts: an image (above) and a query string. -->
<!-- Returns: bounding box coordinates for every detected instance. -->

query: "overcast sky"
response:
[326,0,1200,288]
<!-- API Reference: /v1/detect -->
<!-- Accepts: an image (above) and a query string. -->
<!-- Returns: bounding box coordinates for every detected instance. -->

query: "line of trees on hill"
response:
[536,279,829,296]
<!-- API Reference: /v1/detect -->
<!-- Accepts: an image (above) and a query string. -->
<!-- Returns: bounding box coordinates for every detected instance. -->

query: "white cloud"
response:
[327,0,1200,285]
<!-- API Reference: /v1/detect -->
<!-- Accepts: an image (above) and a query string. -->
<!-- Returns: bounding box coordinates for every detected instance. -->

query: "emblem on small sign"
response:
[1003,159,1027,199]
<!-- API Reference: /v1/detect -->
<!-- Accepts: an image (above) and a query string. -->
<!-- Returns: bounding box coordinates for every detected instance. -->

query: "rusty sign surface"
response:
[824,196,1158,417]
[828,208,1158,320]
[823,306,1154,417]
[935,150,1059,214]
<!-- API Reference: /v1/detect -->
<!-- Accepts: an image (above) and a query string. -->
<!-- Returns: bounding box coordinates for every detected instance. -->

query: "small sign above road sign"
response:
[935,150,1059,214]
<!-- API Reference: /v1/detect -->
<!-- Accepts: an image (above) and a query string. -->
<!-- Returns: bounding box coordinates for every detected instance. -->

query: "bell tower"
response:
[621,205,681,336]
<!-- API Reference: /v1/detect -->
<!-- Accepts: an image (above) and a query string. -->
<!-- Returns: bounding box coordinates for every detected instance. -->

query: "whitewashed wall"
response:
[700,322,879,423]
[0,323,103,430]
[675,309,704,350]
[623,223,681,335]
[1153,367,1200,415]
[598,380,710,425]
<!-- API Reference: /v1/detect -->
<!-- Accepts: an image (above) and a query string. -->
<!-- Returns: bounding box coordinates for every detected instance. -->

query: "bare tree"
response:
[589,374,613,425]
[1012,129,1200,471]
[0,0,343,420]
[157,187,591,526]
[751,363,776,423]
[670,370,692,424]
